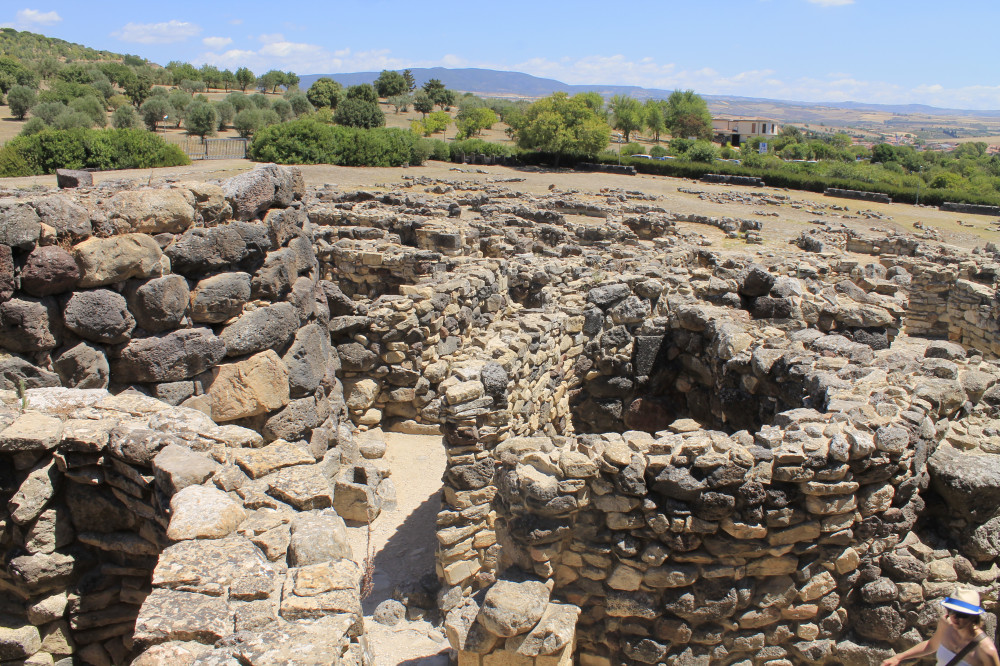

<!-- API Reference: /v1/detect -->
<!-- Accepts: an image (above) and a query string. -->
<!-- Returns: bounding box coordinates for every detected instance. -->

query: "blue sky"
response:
[3,0,999,110]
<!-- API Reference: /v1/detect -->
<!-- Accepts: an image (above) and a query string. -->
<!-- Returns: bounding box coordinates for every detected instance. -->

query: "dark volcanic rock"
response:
[165,222,272,276]
[63,289,135,344]
[125,275,190,332]
[221,302,299,357]
[190,272,252,324]
[0,296,61,352]
[20,246,79,297]
[112,328,227,383]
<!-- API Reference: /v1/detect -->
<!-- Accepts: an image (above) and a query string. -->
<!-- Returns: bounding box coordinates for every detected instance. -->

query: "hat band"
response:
[944,597,983,614]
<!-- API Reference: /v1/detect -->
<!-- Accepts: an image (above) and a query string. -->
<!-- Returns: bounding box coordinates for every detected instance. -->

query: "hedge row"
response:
[248,118,422,167]
[0,128,190,177]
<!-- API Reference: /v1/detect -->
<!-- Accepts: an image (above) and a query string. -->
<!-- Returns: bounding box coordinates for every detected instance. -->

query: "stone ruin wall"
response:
[1,165,1000,665]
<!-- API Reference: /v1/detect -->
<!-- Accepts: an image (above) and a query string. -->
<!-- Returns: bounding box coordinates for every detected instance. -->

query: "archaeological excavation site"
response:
[1,162,1000,666]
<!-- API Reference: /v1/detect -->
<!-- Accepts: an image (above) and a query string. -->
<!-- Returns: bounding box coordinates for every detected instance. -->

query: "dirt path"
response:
[344,432,450,666]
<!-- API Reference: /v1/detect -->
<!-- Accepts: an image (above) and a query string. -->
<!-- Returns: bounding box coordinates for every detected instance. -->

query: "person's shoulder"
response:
[975,635,999,657]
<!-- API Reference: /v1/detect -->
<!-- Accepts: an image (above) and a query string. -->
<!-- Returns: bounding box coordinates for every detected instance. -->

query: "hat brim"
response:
[942,598,985,615]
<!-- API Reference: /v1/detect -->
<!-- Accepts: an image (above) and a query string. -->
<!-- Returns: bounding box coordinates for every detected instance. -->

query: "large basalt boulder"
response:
[32,194,92,240]
[0,245,12,303]
[112,328,227,383]
[205,350,290,422]
[189,272,251,324]
[738,263,774,297]
[20,246,79,297]
[0,198,41,250]
[63,289,135,344]
[52,342,110,389]
[282,323,331,397]
[106,189,195,233]
[73,234,164,288]
[125,275,190,332]
[222,163,304,221]
[221,302,299,357]
[0,296,61,352]
[165,222,272,276]
[0,354,61,391]
[182,181,233,223]
[928,445,1000,522]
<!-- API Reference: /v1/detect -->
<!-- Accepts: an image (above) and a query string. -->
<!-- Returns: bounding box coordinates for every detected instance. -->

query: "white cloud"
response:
[113,20,201,44]
[202,36,232,50]
[808,0,854,6]
[17,9,61,25]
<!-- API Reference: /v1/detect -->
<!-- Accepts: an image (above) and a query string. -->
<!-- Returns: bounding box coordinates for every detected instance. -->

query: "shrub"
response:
[334,98,385,129]
[111,105,139,129]
[31,102,67,125]
[7,85,37,120]
[686,141,719,164]
[227,92,253,112]
[19,117,48,136]
[183,101,218,137]
[250,93,270,109]
[52,111,94,131]
[233,108,267,138]
[417,139,449,161]
[449,139,511,160]
[4,128,189,175]
[272,98,293,122]
[622,142,643,156]
[247,118,421,167]
[287,93,313,117]
[69,96,107,127]
[213,101,235,130]
[650,145,668,158]
[669,138,693,155]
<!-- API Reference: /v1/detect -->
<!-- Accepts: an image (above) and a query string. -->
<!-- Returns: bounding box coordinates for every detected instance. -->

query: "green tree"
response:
[123,72,152,108]
[413,91,434,118]
[422,78,455,109]
[509,92,610,163]
[645,99,666,143]
[686,140,719,163]
[140,97,173,131]
[221,69,237,92]
[184,101,218,138]
[8,85,37,120]
[272,98,293,122]
[233,108,265,138]
[213,101,235,130]
[334,97,385,129]
[609,95,644,143]
[456,107,497,139]
[111,104,138,129]
[665,89,712,141]
[250,93,271,109]
[307,78,342,109]
[284,72,300,90]
[32,102,68,125]
[388,94,412,113]
[258,70,287,93]
[199,64,222,89]
[179,79,206,93]
[286,93,313,117]
[573,92,605,117]
[346,84,378,104]
[374,70,407,98]
[227,92,253,113]
[69,96,106,127]
[403,69,416,92]
[235,67,255,92]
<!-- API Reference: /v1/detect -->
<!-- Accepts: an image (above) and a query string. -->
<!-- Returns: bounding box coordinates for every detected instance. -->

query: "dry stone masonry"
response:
[1,164,1000,665]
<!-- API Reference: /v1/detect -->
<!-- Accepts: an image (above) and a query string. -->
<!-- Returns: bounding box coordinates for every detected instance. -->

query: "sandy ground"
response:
[344,432,451,666]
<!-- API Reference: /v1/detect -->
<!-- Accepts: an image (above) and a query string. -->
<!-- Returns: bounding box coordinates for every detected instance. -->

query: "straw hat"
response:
[942,589,985,615]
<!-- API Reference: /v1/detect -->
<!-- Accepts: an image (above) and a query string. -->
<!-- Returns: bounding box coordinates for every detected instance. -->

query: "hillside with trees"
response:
[2,29,1000,207]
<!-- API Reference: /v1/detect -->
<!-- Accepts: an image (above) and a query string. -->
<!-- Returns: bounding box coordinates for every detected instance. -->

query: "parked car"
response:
[630,154,653,159]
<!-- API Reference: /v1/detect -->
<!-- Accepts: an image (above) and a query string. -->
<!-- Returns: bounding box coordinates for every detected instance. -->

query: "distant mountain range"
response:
[299,67,1000,122]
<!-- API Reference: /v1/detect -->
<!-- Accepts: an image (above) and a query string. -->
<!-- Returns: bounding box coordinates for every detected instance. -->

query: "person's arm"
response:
[881,618,945,666]
[975,638,1000,666]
